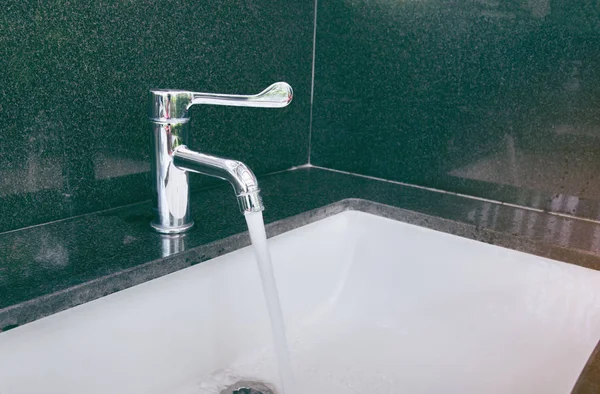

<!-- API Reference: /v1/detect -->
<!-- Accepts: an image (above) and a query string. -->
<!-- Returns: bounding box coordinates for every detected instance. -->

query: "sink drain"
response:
[220,380,275,394]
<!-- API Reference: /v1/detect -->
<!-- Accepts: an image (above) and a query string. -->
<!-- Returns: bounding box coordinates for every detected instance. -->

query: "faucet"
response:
[148,82,293,234]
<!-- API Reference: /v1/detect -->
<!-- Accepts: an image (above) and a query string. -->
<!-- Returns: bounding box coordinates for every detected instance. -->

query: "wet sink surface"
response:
[1,211,599,394]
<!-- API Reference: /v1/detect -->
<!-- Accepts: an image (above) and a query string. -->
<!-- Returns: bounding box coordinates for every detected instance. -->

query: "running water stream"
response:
[244,211,296,394]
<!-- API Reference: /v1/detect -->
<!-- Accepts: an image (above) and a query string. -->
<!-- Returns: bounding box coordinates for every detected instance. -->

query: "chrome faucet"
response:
[148,82,293,234]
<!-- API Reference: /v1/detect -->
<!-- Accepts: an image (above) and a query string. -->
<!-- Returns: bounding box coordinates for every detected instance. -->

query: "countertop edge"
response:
[572,340,600,394]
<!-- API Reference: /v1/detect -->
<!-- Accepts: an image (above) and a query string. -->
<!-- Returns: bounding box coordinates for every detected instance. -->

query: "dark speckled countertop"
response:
[1,166,599,392]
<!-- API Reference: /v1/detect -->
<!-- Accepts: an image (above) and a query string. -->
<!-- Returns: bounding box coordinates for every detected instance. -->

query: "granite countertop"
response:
[1,166,599,392]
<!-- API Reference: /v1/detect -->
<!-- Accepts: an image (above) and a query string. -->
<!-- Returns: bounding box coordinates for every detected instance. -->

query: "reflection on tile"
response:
[93,152,149,181]
[34,233,69,269]
[312,0,600,220]
[0,159,64,197]
[449,138,600,198]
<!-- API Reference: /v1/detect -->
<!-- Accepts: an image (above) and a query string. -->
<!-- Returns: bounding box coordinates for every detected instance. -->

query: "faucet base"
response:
[150,220,195,234]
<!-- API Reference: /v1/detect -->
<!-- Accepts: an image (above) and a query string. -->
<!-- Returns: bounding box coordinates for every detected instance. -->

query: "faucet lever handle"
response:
[149,82,293,122]
[191,82,293,109]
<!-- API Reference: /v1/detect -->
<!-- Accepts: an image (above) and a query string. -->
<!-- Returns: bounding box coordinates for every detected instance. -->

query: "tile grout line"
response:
[309,164,600,226]
[307,0,318,165]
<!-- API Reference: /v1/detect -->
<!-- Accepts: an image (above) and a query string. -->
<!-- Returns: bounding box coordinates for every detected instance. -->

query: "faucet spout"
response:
[173,146,264,213]
[149,82,292,233]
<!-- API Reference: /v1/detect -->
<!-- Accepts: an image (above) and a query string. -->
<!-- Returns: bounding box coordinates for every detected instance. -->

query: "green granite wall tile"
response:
[312,0,600,220]
[0,0,314,232]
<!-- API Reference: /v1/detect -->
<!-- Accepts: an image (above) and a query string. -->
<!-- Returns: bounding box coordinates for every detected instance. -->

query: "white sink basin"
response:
[1,211,599,394]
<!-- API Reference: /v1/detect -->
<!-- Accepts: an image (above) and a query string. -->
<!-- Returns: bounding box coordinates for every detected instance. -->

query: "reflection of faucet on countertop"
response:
[148,82,293,234]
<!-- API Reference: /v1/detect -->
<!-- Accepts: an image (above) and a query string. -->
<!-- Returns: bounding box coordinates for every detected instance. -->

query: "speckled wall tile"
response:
[312,0,600,220]
[0,0,314,233]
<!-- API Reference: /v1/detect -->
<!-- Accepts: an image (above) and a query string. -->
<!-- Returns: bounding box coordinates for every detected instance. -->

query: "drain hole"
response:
[221,380,275,394]
[233,388,261,394]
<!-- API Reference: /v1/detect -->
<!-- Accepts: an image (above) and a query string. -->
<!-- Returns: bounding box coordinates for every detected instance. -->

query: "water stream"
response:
[245,211,296,394]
